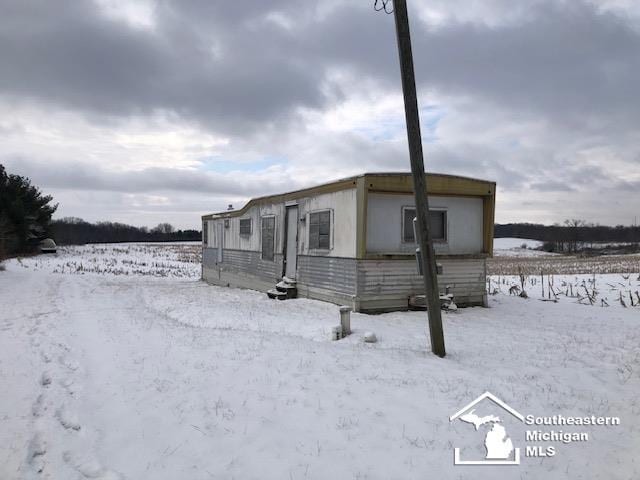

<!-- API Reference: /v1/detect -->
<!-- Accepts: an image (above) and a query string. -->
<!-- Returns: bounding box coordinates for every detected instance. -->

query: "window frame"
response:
[308,209,332,251]
[239,218,252,237]
[401,206,447,244]
[260,215,276,261]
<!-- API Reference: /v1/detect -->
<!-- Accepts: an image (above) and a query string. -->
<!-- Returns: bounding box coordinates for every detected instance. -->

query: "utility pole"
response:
[392,0,445,357]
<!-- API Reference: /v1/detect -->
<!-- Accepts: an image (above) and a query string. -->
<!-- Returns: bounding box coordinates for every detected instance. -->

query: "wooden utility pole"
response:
[392,0,445,357]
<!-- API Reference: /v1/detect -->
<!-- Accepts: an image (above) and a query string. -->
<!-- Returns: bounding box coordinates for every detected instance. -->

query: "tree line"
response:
[51,218,201,245]
[1,164,202,260]
[496,220,640,253]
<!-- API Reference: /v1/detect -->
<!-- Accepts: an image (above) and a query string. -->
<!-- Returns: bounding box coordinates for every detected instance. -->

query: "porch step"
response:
[276,281,296,292]
[267,278,298,300]
[267,289,288,300]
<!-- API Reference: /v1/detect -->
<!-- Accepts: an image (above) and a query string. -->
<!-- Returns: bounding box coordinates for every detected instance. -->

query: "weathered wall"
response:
[296,255,357,295]
[296,188,357,258]
[355,257,487,312]
[201,185,487,312]
[365,193,484,255]
[202,246,284,289]
[205,187,357,260]
[205,203,284,253]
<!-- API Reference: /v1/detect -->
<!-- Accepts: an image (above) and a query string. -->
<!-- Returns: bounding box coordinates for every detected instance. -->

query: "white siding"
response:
[213,202,285,254]
[297,188,357,258]
[206,187,357,259]
[366,193,484,255]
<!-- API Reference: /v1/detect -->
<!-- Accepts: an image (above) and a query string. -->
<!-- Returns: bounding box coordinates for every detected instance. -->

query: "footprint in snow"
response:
[59,355,80,371]
[56,406,81,431]
[28,432,47,473]
[63,451,124,479]
[41,372,52,387]
[59,377,76,395]
[32,393,47,417]
[0,320,13,331]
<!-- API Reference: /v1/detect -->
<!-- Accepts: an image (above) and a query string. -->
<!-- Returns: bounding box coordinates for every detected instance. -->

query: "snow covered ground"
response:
[13,243,202,278]
[493,237,556,257]
[1,244,639,479]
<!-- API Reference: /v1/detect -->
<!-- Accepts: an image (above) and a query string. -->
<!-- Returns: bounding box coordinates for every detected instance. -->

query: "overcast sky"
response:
[1,0,639,229]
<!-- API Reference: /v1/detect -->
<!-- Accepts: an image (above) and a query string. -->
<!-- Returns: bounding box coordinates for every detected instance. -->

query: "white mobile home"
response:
[201,173,496,313]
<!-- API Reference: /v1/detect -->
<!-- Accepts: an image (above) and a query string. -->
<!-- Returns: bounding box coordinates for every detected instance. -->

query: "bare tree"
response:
[564,219,586,253]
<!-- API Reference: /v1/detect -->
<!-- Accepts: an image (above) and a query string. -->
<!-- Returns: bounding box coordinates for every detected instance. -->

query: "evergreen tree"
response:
[0,164,58,257]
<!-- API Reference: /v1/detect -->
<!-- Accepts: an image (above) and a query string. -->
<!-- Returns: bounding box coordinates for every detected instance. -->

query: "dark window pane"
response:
[403,208,446,242]
[319,211,330,224]
[403,208,416,243]
[319,222,330,235]
[240,218,251,235]
[318,234,330,249]
[261,216,275,260]
[430,211,445,240]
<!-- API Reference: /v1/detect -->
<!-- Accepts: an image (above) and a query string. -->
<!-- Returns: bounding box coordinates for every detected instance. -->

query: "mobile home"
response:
[201,173,495,313]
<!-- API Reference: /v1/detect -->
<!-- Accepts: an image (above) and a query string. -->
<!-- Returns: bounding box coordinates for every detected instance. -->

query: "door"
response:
[284,206,298,279]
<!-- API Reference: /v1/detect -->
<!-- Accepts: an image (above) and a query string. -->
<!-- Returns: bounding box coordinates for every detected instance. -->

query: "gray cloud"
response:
[3,1,638,136]
[1,0,639,226]
[1,156,303,198]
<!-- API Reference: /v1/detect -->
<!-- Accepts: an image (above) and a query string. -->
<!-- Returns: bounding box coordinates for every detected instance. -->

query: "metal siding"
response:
[202,247,218,268]
[203,248,282,282]
[297,255,357,295]
[222,249,282,280]
[356,258,486,300]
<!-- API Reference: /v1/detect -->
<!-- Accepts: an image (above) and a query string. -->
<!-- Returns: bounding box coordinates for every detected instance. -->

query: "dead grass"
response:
[488,254,640,275]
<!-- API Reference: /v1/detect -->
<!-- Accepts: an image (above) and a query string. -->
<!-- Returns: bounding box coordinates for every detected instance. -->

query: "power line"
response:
[374,0,394,14]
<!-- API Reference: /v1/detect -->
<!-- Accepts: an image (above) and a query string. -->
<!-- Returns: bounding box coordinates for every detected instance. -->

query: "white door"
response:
[285,206,298,279]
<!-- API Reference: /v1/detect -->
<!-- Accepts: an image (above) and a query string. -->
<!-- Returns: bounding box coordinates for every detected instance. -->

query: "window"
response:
[239,218,252,236]
[309,210,331,250]
[261,216,275,261]
[202,220,208,245]
[402,208,446,243]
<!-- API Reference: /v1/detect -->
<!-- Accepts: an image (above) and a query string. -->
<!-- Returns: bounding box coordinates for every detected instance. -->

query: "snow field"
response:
[1,244,639,479]
[12,242,201,279]
[489,272,640,308]
[493,237,556,258]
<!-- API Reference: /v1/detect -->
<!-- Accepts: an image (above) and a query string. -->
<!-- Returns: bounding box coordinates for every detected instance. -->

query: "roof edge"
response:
[201,172,495,219]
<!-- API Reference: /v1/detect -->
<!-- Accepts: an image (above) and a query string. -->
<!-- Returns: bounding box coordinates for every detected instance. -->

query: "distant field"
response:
[488,254,640,275]
[15,242,202,278]
[492,237,556,258]
[493,237,544,250]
